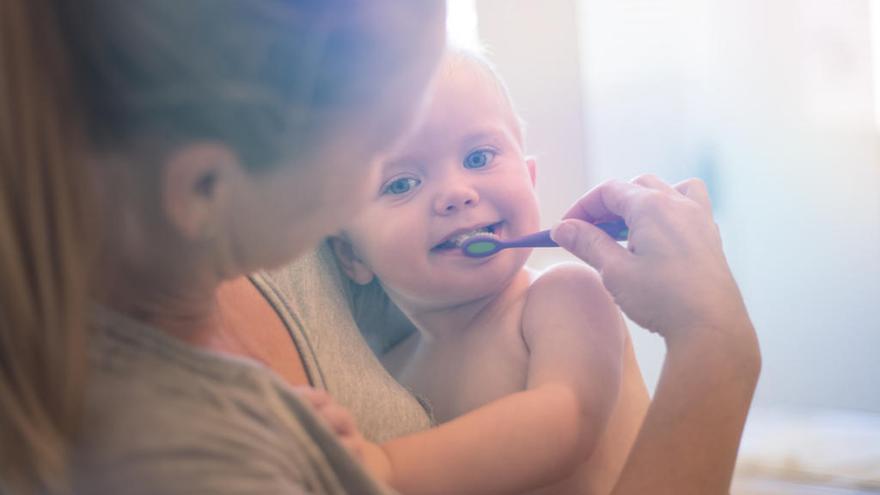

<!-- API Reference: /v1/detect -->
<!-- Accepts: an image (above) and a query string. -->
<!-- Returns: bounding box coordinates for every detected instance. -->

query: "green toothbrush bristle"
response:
[466,240,496,255]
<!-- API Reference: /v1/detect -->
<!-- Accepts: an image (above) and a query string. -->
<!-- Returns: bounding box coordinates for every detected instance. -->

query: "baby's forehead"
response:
[426,53,523,142]
[435,53,508,104]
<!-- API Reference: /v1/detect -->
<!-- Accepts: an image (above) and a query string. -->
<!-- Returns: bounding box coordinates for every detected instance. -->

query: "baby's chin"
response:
[407,253,529,307]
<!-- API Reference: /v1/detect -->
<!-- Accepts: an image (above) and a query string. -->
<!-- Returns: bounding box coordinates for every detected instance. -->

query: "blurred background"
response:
[449,0,880,493]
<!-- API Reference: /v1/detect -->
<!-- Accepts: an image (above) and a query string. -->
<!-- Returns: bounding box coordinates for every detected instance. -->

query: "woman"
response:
[0,1,759,495]
[2,2,444,493]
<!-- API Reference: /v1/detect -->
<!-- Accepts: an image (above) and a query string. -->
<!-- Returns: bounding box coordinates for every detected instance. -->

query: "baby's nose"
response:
[433,186,479,215]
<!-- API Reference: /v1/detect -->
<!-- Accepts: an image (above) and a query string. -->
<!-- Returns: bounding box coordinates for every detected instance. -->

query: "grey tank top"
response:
[257,244,432,442]
[74,246,431,494]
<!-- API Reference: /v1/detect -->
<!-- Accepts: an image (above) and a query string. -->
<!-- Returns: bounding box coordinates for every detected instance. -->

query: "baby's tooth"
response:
[446,227,497,247]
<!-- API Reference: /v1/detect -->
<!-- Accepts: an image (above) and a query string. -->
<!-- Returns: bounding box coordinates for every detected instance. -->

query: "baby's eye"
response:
[463,149,496,169]
[382,177,421,196]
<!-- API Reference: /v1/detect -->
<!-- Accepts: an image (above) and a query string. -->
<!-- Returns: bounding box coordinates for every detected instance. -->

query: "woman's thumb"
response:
[551,219,626,271]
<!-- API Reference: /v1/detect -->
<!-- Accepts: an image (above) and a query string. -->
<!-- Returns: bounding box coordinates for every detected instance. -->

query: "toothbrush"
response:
[460,219,628,258]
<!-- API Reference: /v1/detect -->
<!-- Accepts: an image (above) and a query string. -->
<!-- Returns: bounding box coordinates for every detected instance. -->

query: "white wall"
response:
[706,0,880,412]
[477,0,880,412]
[476,0,591,262]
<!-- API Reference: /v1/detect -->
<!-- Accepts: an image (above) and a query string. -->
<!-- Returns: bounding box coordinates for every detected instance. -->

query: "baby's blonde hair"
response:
[441,46,528,148]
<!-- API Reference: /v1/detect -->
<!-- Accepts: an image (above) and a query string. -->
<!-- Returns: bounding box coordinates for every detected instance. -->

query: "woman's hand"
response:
[551,175,751,346]
[294,387,392,484]
[552,176,761,494]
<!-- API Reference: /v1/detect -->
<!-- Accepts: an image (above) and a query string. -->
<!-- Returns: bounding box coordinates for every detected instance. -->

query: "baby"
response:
[327,49,650,495]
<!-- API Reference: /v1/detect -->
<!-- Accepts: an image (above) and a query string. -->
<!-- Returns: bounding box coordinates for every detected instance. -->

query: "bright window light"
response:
[872,0,880,131]
[447,0,481,51]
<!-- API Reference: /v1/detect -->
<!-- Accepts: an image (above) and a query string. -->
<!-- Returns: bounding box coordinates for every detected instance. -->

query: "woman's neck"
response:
[94,161,231,343]
[400,267,536,342]
[99,242,228,345]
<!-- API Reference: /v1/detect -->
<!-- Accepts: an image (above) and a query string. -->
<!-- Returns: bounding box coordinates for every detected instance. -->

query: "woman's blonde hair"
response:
[1,1,92,493]
[0,0,442,493]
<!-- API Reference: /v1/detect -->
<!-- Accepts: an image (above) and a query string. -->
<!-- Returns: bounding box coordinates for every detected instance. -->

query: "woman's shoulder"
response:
[75,307,390,495]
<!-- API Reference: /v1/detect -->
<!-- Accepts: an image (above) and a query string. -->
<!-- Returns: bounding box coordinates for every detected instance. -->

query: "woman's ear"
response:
[161,143,241,241]
[526,157,537,187]
[328,236,376,285]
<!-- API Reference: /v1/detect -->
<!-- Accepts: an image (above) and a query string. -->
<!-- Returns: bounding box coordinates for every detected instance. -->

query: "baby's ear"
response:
[526,157,537,187]
[328,236,375,285]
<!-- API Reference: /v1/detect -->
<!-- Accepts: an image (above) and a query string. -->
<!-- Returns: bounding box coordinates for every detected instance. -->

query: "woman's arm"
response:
[550,175,761,495]
[612,319,759,495]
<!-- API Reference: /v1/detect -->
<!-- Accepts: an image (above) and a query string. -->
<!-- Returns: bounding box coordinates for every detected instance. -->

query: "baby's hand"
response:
[294,387,368,461]
[293,387,393,484]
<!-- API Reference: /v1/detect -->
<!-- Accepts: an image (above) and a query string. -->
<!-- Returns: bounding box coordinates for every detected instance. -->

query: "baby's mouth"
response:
[432,222,502,252]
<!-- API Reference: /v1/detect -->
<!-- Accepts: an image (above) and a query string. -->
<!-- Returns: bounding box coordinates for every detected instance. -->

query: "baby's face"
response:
[342,61,541,311]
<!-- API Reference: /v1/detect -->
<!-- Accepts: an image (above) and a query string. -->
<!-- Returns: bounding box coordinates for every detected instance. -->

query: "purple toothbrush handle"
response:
[594,219,629,241]
[504,229,557,248]
[506,220,629,248]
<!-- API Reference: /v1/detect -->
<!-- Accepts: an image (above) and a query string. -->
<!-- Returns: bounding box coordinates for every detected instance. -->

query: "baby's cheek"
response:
[523,198,542,231]
[510,209,540,237]
[369,241,416,279]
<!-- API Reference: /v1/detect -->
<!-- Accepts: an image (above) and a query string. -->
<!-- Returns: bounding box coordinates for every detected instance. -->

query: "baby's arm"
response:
[520,262,627,474]
[366,263,627,495]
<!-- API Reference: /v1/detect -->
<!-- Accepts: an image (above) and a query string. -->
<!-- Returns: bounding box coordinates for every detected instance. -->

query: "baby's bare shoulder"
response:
[527,262,607,302]
[522,262,621,343]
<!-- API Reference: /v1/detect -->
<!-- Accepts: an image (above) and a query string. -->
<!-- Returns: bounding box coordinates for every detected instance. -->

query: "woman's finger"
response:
[561,179,643,224]
[631,173,675,194]
[674,178,712,210]
[551,219,630,273]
